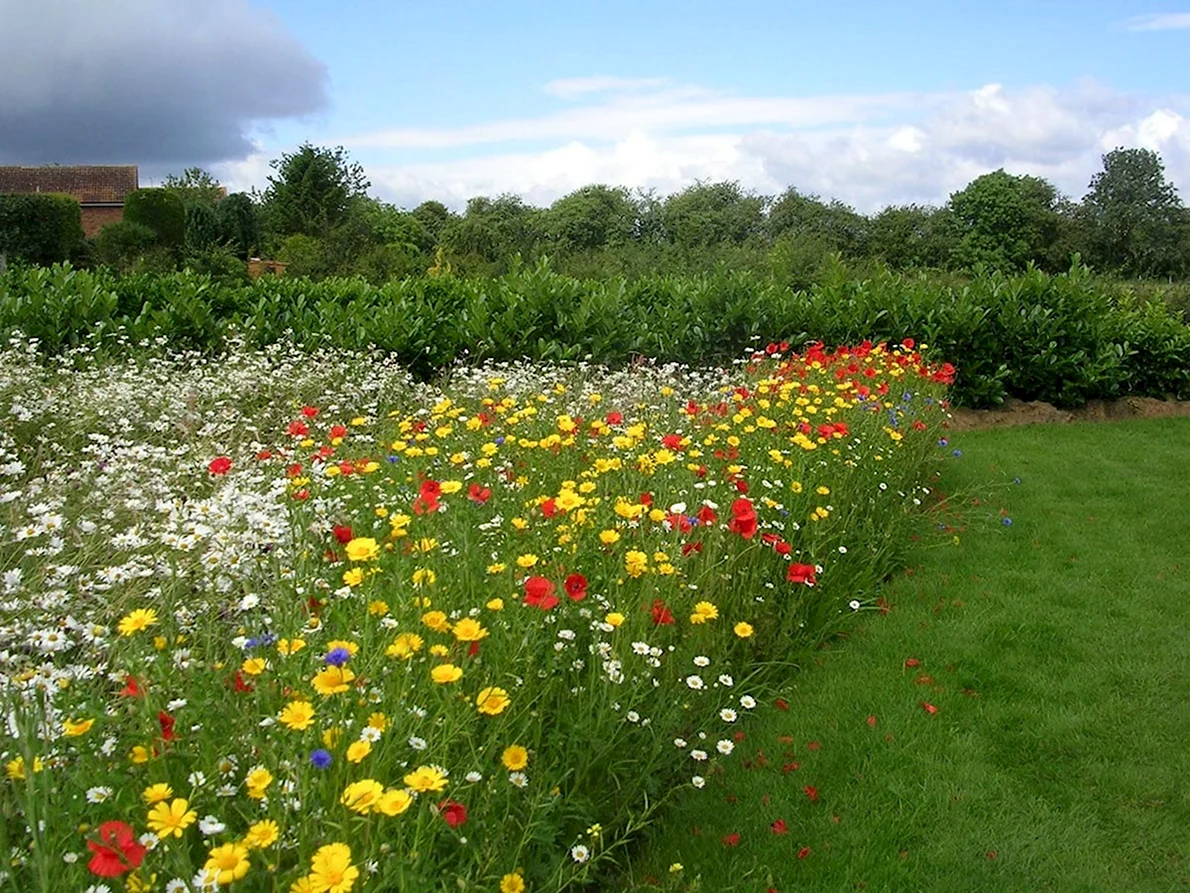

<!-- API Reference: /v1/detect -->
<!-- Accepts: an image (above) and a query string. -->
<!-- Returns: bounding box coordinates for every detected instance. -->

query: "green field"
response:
[624,419,1190,892]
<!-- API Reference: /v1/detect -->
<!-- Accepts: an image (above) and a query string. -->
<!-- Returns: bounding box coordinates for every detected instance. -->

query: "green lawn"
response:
[620,419,1190,893]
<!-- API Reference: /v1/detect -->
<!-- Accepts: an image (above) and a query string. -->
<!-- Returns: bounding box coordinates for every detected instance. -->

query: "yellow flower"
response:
[279,700,316,731]
[515,553,539,569]
[733,621,755,638]
[486,563,506,574]
[325,639,359,656]
[342,568,364,587]
[403,765,448,793]
[63,717,94,737]
[205,842,251,885]
[141,782,173,805]
[291,876,318,893]
[4,756,43,779]
[312,665,355,696]
[322,728,343,749]
[241,657,267,676]
[367,600,389,616]
[476,686,511,716]
[500,872,526,893]
[624,550,648,578]
[277,638,306,656]
[146,798,197,838]
[245,767,273,800]
[690,601,719,624]
[129,746,151,765]
[375,788,413,816]
[412,568,437,587]
[386,632,423,659]
[341,779,385,814]
[421,611,451,633]
[502,745,529,771]
[242,818,280,849]
[440,480,463,494]
[117,608,158,636]
[431,663,463,684]
[451,618,488,642]
[344,537,380,562]
[486,598,505,611]
[604,612,625,628]
[367,712,388,732]
[310,844,359,893]
[346,740,372,763]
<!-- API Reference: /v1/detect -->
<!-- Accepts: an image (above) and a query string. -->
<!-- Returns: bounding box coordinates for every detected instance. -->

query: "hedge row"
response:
[0,260,1187,407]
[0,194,84,266]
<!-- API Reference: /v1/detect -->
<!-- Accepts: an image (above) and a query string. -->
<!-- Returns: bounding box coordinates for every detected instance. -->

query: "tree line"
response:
[6,143,1189,284]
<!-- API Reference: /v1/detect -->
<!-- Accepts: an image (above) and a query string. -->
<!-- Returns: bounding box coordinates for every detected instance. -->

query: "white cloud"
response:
[224,79,1190,214]
[543,75,673,99]
[1122,13,1190,31]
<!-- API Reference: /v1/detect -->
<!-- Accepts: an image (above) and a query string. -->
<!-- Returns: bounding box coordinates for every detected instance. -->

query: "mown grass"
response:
[621,418,1190,892]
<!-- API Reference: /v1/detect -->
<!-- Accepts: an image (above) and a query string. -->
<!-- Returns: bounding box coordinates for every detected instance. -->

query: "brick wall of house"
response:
[81,206,124,238]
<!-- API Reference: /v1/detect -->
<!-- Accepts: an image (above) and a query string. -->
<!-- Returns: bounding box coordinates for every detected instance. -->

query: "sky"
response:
[2,0,1189,212]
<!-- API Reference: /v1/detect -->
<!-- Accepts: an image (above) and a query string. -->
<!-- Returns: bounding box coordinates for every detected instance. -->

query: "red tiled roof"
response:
[0,165,139,204]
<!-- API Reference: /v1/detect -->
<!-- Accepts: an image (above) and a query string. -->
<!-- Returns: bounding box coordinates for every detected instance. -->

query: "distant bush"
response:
[0,193,85,265]
[124,188,185,251]
[94,220,157,272]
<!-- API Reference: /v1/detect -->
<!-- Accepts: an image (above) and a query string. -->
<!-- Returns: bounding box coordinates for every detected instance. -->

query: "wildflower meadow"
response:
[0,335,952,892]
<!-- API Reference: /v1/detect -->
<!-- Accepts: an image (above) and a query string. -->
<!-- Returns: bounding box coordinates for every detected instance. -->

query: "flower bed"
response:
[0,339,950,891]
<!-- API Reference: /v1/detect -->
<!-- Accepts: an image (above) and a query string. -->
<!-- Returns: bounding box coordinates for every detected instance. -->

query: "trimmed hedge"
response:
[0,261,1187,407]
[0,193,85,265]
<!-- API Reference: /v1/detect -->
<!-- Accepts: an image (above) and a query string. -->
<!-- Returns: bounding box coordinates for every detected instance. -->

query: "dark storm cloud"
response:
[0,0,328,165]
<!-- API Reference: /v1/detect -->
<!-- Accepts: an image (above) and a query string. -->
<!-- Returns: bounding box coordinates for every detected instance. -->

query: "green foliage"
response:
[545,185,637,252]
[261,143,369,238]
[661,181,767,247]
[0,193,85,265]
[2,262,1187,407]
[216,193,261,259]
[161,167,225,206]
[184,202,221,253]
[124,188,186,251]
[767,188,868,256]
[93,220,158,272]
[1082,147,1188,277]
[867,204,955,268]
[439,195,545,273]
[947,170,1062,272]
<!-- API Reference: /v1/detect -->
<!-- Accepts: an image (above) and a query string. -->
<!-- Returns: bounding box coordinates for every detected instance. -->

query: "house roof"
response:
[0,165,139,204]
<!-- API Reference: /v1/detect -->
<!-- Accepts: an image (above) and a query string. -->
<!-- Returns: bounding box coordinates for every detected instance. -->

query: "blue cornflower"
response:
[1002,517,1013,526]
[310,749,332,769]
[952,449,963,458]
[324,647,351,667]
[938,437,949,447]
[902,391,914,403]
[495,436,506,445]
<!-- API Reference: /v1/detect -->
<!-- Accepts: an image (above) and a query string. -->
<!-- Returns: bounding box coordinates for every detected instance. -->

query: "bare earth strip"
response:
[946,396,1190,431]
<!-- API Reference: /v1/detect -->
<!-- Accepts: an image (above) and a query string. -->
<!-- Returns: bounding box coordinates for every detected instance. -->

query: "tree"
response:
[162,168,225,207]
[1081,147,1187,277]
[124,188,186,254]
[411,201,454,244]
[947,170,1062,271]
[260,143,370,239]
[216,193,261,259]
[866,204,954,268]
[439,195,545,272]
[767,189,868,255]
[661,182,767,248]
[0,193,84,265]
[94,220,157,272]
[545,185,637,252]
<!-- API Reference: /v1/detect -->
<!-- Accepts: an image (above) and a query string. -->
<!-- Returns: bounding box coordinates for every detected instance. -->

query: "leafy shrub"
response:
[94,220,158,272]
[0,193,85,265]
[124,188,186,251]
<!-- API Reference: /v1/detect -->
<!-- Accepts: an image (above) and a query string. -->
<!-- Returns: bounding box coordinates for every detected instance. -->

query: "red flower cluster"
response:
[727,497,758,539]
[86,821,146,877]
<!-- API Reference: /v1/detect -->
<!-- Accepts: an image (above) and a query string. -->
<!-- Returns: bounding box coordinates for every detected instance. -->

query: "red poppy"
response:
[118,675,144,698]
[292,489,310,501]
[287,462,303,477]
[207,456,232,475]
[467,483,491,504]
[721,832,741,847]
[804,785,820,803]
[727,498,758,539]
[680,542,703,556]
[696,505,717,526]
[231,672,254,694]
[639,492,652,507]
[413,479,442,514]
[329,424,348,440]
[786,563,817,586]
[301,406,320,418]
[524,577,559,611]
[605,411,623,425]
[87,821,147,877]
[158,711,177,740]
[665,513,693,533]
[255,449,273,460]
[921,702,938,714]
[904,657,920,668]
[439,799,468,829]
[563,573,588,601]
[734,478,749,494]
[774,697,789,711]
[798,847,812,859]
[661,434,685,451]
[287,420,309,437]
[650,599,675,626]
[332,525,354,544]
[771,819,788,835]
[541,498,558,518]
[866,715,877,727]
